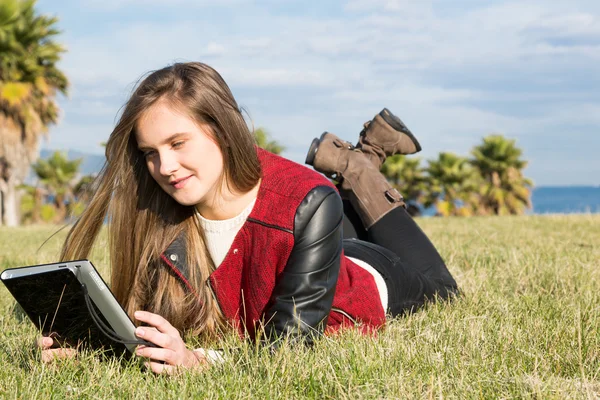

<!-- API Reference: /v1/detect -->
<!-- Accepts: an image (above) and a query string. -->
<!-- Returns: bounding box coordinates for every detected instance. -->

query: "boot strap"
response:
[384,188,404,204]
[332,137,355,150]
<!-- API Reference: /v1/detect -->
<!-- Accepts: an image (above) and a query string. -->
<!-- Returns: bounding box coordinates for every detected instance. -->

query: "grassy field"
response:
[0,215,599,399]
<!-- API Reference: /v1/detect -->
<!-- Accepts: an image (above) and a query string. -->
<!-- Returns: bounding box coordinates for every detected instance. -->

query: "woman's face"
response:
[135,100,225,208]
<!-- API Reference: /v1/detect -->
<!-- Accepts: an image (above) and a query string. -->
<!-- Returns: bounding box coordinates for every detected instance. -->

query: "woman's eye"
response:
[172,141,185,149]
[143,150,156,158]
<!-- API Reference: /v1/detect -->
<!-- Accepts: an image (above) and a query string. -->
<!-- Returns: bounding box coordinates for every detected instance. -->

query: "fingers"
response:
[136,346,176,365]
[36,336,54,350]
[145,360,177,375]
[134,311,182,349]
[37,336,78,363]
[134,311,180,337]
[41,348,77,363]
[135,326,174,349]
[134,311,204,374]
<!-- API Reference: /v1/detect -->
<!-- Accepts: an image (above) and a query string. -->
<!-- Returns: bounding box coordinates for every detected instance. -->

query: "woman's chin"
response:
[162,182,206,207]
[174,197,201,207]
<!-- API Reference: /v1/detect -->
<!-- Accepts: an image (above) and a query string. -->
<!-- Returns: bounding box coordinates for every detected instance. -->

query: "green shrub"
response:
[69,201,87,217]
[40,204,56,222]
[19,193,34,224]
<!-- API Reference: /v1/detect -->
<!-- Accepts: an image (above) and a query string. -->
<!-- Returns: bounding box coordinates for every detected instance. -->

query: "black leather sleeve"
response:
[262,185,344,346]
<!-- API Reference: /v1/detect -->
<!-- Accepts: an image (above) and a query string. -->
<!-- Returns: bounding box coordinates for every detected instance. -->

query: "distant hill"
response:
[25,149,106,184]
[40,149,106,175]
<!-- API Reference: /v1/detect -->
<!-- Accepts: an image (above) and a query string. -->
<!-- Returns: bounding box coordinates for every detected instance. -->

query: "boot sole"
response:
[380,108,422,153]
[305,132,331,165]
[305,137,320,166]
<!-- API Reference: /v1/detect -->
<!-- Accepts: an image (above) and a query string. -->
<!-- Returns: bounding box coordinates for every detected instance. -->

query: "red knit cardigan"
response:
[165,148,385,338]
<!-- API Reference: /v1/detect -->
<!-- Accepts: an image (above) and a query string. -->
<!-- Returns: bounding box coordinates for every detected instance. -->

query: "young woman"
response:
[39,62,457,373]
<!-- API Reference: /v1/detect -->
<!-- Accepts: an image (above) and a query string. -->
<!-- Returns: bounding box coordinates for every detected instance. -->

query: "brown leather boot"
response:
[305,132,405,229]
[357,108,422,170]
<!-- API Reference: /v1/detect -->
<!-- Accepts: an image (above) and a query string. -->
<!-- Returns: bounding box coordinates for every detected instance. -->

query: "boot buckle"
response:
[384,188,404,204]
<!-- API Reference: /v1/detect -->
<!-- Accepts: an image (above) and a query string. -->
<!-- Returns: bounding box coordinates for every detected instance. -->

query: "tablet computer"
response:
[1,260,149,356]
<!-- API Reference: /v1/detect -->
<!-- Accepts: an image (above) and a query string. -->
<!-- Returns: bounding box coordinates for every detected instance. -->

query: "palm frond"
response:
[470,134,533,215]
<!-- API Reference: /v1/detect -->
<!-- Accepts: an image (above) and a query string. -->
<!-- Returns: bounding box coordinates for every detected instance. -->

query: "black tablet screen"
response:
[4,269,128,355]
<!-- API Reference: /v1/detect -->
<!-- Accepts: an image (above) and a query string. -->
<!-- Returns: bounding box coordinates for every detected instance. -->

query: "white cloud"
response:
[224,68,330,87]
[64,100,117,118]
[36,0,600,184]
[80,0,249,11]
[239,38,273,50]
[528,12,599,35]
[344,0,432,13]
[204,42,227,56]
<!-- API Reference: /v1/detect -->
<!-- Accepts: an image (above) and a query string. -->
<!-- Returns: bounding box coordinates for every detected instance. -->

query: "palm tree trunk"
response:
[1,180,20,226]
[55,193,66,222]
[0,184,4,227]
[33,187,43,223]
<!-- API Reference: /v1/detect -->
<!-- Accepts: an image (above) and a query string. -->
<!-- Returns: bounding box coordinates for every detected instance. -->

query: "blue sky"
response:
[36,0,600,186]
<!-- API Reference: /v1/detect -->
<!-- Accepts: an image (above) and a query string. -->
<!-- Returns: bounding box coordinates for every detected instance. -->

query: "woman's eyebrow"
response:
[137,132,190,150]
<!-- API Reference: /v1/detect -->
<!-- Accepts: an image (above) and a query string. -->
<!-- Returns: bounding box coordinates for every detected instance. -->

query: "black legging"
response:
[342,200,458,316]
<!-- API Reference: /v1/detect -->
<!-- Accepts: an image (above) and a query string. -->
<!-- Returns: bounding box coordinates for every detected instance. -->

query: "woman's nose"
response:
[158,151,179,176]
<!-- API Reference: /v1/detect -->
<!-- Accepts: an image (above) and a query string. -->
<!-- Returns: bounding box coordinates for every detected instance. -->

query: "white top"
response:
[197,198,387,312]
[347,256,388,312]
[197,198,257,267]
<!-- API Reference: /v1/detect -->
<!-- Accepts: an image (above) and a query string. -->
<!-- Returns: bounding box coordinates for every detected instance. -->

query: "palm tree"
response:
[73,174,97,204]
[0,0,20,28]
[426,152,483,217]
[17,183,45,224]
[470,134,533,215]
[254,127,285,155]
[0,0,68,226]
[381,155,430,216]
[31,151,81,222]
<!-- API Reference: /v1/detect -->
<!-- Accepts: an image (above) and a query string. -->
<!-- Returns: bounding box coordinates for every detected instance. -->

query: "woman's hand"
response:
[133,311,208,375]
[36,336,77,363]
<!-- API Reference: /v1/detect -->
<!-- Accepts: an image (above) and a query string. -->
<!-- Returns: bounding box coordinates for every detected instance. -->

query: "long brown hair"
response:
[60,62,261,339]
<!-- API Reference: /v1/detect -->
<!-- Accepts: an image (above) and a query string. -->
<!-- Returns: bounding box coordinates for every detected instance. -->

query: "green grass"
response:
[1,215,599,399]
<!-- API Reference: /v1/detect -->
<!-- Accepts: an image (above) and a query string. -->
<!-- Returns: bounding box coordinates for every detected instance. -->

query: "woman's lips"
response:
[171,176,191,189]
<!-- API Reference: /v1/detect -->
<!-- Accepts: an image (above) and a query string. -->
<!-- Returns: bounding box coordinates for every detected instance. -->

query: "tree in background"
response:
[31,151,81,222]
[426,152,483,217]
[73,174,96,205]
[381,155,430,216]
[470,135,533,215]
[18,183,45,223]
[0,0,68,226]
[70,173,97,217]
[254,127,285,155]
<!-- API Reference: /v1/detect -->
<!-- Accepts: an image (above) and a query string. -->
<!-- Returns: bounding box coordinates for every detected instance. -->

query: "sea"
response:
[418,186,600,216]
[529,186,600,215]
